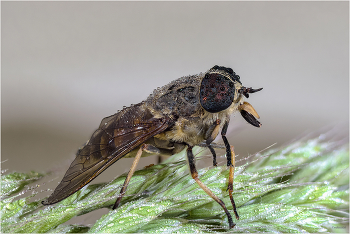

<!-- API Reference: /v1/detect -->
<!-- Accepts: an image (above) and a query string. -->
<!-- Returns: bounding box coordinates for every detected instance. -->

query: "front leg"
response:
[205,119,221,166]
[221,120,239,220]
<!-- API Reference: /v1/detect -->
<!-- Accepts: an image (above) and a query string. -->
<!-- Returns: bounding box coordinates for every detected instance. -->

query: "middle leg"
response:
[186,145,235,229]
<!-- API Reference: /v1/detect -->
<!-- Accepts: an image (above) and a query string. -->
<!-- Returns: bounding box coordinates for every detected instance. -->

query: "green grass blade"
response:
[1,136,348,233]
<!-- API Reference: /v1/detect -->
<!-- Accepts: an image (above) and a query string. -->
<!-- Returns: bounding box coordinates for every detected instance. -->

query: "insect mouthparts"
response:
[239,87,263,98]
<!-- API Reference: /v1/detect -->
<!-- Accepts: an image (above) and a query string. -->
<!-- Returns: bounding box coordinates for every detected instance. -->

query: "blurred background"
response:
[2,1,348,185]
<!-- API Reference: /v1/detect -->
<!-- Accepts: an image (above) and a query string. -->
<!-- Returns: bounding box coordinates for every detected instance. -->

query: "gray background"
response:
[2,2,349,184]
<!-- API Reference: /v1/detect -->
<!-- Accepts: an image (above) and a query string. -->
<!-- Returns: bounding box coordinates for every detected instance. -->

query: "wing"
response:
[42,103,172,205]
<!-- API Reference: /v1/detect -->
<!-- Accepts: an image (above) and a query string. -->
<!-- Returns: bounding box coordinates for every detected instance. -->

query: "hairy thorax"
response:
[143,73,244,148]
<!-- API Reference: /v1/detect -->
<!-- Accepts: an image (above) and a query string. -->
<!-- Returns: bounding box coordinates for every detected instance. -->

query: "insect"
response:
[42,65,262,228]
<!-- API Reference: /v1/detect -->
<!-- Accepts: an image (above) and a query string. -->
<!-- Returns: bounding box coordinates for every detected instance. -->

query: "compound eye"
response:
[200,73,235,113]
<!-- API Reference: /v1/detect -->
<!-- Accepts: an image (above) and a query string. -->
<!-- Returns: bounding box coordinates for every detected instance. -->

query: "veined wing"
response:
[42,104,171,205]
